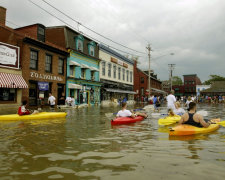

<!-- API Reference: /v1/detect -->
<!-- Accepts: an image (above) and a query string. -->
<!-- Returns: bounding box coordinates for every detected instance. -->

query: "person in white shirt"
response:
[116,102,147,118]
[166,90,176,111]
[66,96,72,106]
[174,102,186,115]
[48,93,56,108]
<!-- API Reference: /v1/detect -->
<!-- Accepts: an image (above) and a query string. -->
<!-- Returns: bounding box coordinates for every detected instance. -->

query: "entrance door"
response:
[57,84,64,104]
[29,82,37,106]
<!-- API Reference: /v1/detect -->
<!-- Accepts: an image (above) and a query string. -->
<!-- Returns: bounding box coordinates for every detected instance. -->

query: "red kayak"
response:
[111,116,145,125]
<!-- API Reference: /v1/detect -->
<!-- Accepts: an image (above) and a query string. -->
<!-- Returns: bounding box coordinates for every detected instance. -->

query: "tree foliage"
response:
[203,75,225,85]
[172,76,183,85]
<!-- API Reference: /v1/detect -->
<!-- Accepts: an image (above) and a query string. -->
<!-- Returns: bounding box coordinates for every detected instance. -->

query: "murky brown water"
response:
[0,103,224,180]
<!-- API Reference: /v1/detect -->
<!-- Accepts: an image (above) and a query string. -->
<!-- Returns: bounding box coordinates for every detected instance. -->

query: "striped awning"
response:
[0,72,28,88]
[105,88,136,94]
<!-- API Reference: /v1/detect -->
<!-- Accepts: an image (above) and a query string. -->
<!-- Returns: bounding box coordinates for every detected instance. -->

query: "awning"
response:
[89,67,99,71]
[80,64,90,69]
[151,88,167,94]
[68,83,82,89]
[69,61,80,66]
[0,72,28,88]
[105,88,136,94]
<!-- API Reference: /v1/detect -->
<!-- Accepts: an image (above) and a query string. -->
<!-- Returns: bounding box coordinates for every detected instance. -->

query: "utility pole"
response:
[168,64,175,91]
[146,44,152,98]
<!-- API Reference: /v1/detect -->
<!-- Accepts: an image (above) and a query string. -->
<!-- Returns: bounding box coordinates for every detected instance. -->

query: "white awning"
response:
[68,83,82,89]
[151,88,167,94]
[80,64,90,69]
[90,67,99,71]
[105,88,136,94]
[69,61,80,66]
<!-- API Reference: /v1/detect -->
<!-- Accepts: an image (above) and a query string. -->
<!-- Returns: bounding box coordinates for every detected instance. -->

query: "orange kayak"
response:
[169,119,220,136]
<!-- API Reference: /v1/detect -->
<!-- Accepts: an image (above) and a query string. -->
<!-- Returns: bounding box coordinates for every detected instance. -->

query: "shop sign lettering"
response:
[117,60,123,66]
[30,72,63,81]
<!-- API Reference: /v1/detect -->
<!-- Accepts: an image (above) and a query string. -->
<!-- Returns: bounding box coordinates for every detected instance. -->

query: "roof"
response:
[99,44,134,65]
[183,74,197,77]
[14,23,45,30]
[201,81,225,93]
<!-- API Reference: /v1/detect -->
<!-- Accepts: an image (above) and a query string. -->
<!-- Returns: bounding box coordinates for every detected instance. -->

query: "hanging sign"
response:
[38,82,49,91]
[0,42,19,69]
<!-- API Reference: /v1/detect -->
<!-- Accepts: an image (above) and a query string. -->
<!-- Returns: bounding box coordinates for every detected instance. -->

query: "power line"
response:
[39,0,146,55]
[27,0,143,57]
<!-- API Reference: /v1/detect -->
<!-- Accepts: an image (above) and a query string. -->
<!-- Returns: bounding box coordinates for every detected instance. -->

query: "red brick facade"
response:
[183,74,201,96]
[133,61,162,99]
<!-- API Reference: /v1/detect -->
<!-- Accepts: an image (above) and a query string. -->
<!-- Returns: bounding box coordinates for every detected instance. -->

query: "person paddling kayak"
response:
[116,102,148,118]
[178,102,211,128]
[18,100,39,116]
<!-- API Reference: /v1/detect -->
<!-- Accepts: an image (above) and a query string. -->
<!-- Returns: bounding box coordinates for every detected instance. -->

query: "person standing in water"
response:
[48,93,56,108]
[166,90,176,111]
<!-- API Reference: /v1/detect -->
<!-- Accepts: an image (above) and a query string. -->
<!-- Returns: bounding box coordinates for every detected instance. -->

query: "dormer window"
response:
[88,41,96,56]
[37,24,45,42]
[75,35,84,52]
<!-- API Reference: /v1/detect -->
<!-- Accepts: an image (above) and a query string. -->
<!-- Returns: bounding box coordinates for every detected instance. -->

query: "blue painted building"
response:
[46,26,101,105]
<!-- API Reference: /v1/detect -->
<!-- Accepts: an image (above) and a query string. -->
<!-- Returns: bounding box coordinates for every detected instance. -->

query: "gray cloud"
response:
[1,0,225,82]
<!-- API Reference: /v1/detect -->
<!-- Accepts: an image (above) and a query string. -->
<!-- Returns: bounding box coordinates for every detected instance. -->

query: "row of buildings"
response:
[0,7,164,110]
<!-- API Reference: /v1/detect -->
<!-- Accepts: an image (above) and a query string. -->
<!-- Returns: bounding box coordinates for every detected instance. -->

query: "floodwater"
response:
[0,103,225,180]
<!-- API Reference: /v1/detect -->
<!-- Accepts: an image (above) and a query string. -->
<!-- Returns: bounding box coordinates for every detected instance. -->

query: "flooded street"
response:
[0,103,225,180]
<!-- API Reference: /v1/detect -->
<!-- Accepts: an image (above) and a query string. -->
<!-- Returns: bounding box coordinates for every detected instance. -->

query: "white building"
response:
[99,44,135,106]
[196,85,211,96]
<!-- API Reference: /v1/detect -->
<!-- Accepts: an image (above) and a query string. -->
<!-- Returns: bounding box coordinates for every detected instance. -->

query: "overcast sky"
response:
[1,0,225,82]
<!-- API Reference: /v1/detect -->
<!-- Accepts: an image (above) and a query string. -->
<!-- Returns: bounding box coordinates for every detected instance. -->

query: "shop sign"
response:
[0,42,19,69]
[117,60,123,66]
[30,72,63,81]
[111,57,117,63]
[38,82,49,91]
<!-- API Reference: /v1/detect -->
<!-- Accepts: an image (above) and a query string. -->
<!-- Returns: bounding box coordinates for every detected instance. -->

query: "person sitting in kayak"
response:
[116,102,148,118]
[173,102,185,115]
[18,100,38,116]
[178,102,211,128]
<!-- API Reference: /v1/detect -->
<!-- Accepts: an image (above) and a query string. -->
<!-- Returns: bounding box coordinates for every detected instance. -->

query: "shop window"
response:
[45,54,52,73]
[69,66,74,76]
[126,70,129,81]
[0,88,17,102]
[141,77,144,83]
[30,49,38,70]
[130,71,133,82]
[108,63,111,77]
[113,65,117,78]
[102,61,105,76]
[58,57,64,75]
[81,68,85,79]
[118,67,121,80]
[122,68,125,81]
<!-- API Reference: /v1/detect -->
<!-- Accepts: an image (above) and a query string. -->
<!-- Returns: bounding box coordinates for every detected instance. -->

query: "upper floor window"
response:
[88,41,96,56]
[45,54,52,73]
[75,35,84,52]
[130,71,133,82]
[69,66,74,76]
[30,49,38,70]
[102,61,105,76]
[91,71,95,80]
[81,68,85,79]
[113,65,117,79]
[108,63,111,77]
[58,57,64,75]
[37,25,45,42]
[118,67,121,80]
[122,68,125,81]
[126,70,129,81]
[141,77,144,83]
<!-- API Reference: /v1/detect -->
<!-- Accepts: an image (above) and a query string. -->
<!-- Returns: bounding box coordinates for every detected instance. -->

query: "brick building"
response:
[183,74,201,96]
[0,7,28,112]
[133,61,164,100]
[14,24,68,106]
[46,26,101,105]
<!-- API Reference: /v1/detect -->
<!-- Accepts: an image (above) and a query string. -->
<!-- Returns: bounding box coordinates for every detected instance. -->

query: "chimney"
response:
[0,6,6,26]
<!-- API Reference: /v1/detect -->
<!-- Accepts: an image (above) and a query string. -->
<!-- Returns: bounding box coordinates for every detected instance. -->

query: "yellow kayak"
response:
[169,119,220,136]
[0,112,67,121]
[158,115,181,125]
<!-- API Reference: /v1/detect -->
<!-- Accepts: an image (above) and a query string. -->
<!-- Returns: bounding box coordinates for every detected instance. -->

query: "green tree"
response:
[172,76,183,85]
[203,75,225,85]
